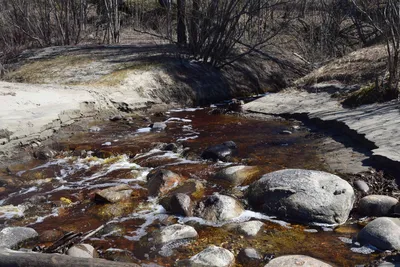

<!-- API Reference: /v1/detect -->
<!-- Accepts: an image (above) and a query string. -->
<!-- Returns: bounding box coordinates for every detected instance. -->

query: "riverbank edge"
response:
[243,89,400,179]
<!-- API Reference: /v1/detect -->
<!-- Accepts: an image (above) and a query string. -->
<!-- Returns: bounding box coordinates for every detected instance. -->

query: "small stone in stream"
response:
[0,227,38,249]
[265,255,333,267]
[279,130,292,135]
[359,195,398,216]
[237,248,263,265]
[195,193,244,222]
[147,169,184,197]
[151,122,167,131]
[33,147,57,160]
[28,195,47,204]
[201,141,237,161]
[109,115,123,121]
[354,180,369,193]
[226,220,264,237]
[176,245,235,267]
[94,184,133,203]
[161,193,193,217]
[39,229,64,242]
[153,224,198,245]
[89,126,101,132]
[214,165,260,186]
[67,244,99,258]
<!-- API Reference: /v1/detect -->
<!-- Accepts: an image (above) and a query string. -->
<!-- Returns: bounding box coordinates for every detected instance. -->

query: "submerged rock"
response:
[214,165,260,186]
[358,195,398,217]
[176,245,235,267]
[39,229,64,242]
[357,217,400,250]
[147,169,184,196]
[33,147,57,160]
[195,194,244,222]
[0,227,38,249]
[265,255,333,267]
[94,184,133,203]
[67,244,99,258]
[201,141,237,161]
[248,169,355,224]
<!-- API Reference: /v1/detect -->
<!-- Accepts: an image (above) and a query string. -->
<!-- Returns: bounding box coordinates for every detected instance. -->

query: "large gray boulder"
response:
[265,255,333,267]
[248,169,355,224]
[0,227,38,249]
[357,217,400,250]
[176,245,235,267]
[358,195,398,217]
[195,194,244,222]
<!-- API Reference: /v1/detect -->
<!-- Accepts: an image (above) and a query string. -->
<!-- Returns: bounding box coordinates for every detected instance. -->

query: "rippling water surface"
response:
[0,108,378,266]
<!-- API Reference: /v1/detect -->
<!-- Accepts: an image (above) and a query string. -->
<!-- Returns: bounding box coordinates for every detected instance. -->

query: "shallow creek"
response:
[0,108,378,266]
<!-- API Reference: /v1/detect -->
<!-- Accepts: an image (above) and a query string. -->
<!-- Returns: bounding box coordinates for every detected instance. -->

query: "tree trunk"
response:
[177,0,187,46]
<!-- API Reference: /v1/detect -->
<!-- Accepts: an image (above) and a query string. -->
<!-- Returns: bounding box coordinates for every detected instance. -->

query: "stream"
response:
[0,107,379,266]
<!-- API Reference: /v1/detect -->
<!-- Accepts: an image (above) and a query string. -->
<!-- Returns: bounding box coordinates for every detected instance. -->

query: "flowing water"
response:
[0,108,378,266]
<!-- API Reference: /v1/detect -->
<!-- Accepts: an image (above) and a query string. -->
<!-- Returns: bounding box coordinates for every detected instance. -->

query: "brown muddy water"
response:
[0,108,379,266]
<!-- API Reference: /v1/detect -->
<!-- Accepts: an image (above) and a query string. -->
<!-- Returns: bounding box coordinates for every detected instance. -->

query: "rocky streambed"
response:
[0,106,398,266]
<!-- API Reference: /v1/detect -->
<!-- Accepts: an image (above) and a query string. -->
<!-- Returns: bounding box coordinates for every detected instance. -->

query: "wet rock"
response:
[98,224,126,237]
[248,169,355,224]
[162,179,205,200]
[0,204,26,219]
[109,115,123,121]
[39,229,64,242]
[153,224,198,245]
[176,245,235,267]
[28,195,47,204]
[195,194,244,222]
[151,122,167,131]
[279,130,292,135]
[201,141,237,161]
[226,220,264,237]
[0,227,38,249]
[163,143,179,152]
[161,193,193,217]
[237,248,263,265]
[34,147,57,160]
[354,180,369,193]
[357,217,400,250]
[94,184,133,203]
[147,169,184,197]
[214,165,260,186]
[67,244,99,258]
[379,262,400,266]
[358,195,398,217]
[265,255,333,267]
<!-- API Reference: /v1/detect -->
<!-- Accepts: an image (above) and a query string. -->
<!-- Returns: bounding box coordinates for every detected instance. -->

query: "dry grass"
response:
[5,55,94,84]
[296,44,388,86]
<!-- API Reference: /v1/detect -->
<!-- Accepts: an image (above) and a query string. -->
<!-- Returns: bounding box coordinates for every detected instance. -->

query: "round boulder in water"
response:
[357,217,400,250]
[214,165,261,186]
[265,255,333,267]
[248,169,355,224]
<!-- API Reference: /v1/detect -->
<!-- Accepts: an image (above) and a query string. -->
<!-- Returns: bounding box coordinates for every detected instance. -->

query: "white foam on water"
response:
[166,117,192,123]
[0,204,26,219]
[169,108,203,112]
[177,135,199,142]
[136,127,152,133]
[102,142,112,146]
[351,246,376,254]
